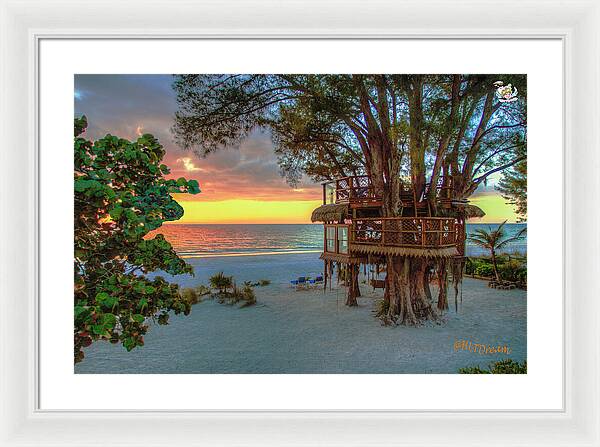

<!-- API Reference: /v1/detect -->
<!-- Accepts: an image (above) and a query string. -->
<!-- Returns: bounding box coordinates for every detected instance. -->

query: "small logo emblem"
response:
[494,81,519,103]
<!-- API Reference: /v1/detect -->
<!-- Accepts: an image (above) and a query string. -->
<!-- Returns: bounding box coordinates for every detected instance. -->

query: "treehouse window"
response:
[326,227,336,252]
[337,226,348,254]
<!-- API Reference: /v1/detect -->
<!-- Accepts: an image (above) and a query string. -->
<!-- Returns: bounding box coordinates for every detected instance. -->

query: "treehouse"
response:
[311,175,485,296]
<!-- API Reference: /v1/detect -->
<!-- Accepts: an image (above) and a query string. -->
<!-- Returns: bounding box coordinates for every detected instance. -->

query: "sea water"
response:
[153,222,527,258]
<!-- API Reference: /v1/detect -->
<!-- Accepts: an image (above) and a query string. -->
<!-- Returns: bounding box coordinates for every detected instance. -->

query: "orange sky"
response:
[170,194,518,225]
[170,196,323,224]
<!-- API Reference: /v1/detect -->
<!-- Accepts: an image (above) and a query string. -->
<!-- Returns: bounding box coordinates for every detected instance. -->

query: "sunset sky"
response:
[74,74,518,224]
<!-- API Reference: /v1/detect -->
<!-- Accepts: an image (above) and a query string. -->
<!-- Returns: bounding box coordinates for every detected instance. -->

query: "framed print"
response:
[1,0,599,446]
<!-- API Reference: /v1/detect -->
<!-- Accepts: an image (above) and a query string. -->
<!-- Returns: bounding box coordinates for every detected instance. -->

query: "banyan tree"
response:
[172,74,526,325]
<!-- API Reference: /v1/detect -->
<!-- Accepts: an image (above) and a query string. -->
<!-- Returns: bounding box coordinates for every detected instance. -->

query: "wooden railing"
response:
[334,176,381,204]
[429,176,455,201]
[324,175,457,206]
[351,217,457,249]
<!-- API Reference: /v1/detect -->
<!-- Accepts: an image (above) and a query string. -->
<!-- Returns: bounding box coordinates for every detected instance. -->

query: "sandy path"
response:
[76,253,526,374]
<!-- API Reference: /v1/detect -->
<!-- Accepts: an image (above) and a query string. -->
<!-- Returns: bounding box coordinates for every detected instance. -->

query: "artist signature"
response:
[454,339,512,355]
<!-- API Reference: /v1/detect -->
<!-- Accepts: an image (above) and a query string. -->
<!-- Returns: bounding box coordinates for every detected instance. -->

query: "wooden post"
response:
[421,218,426,247]
[412,186,418,217]
[330,261,333,290]
[322,183,326,205]
[335,226,339,253]
[349,223,353,245]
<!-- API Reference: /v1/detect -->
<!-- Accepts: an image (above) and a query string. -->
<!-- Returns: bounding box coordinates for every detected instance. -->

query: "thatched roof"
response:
[462,204,486,219]
[452,202,486,219]
[311,203,350,223]
[319,252,366,264]
[351,243,459,258]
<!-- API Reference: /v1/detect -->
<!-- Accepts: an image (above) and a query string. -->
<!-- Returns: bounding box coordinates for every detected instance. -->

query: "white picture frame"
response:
[0,0,598,445]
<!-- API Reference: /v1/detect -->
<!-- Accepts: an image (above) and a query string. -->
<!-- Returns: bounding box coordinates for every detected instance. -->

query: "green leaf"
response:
[109,205,123,220]
[74,305,89,322]
[137,297,148,312]
[74,179,90,192]
[132,314,145,323]
[123,337,136,351]
[187,179,200,194]
[133,282,146,294]
[91,324,109,336]
[95,292,118,310]
[102,313,117,327]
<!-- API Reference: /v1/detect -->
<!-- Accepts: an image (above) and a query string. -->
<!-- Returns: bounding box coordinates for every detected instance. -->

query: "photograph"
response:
[73,74,527,374]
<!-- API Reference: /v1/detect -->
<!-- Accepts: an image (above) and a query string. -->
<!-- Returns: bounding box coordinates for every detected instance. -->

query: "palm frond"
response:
[496,233,527,250]
[471,229,493,241]
[496,220,508,233]
[467,236,492,248]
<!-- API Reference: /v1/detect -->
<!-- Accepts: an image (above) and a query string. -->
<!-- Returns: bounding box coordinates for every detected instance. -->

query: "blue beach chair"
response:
[297,277,307,290]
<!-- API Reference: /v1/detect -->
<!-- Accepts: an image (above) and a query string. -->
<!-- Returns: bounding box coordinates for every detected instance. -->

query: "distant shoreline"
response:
[181,249,322,259]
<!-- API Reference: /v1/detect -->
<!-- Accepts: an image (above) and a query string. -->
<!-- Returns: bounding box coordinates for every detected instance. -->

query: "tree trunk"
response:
[353,265,361,298]
[436,258,448,311]
[380,256,438,325]
[345,264,360,307]
[423,264,432,303]
[451,258,465,313]
[491,250,501,282]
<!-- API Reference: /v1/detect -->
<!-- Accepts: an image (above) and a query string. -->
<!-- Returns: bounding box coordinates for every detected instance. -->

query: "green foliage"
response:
[238,285,257,308]
[498,259,527,283]
[498,144,527,222]
[209,272,233,293]
[468,222,526,281]
[74,116,200,363]
[465,257,488,275]
[459,359,527,374]
[195,284,212,296]
[180,288,201,305]
[210,276,257,307]
[172,75,527,194]
[474,264,495,278]
[468,221,527,256]
[243,279,271,287]
[466,255,527,284]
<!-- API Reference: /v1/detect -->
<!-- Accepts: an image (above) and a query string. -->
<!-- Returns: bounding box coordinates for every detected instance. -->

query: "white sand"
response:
[75,253,526,374]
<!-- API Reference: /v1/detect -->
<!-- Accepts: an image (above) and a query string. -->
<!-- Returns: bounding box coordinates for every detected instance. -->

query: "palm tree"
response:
[468,221,527,282]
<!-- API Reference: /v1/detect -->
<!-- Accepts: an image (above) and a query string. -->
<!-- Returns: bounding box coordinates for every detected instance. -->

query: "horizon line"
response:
[163,221,526,225]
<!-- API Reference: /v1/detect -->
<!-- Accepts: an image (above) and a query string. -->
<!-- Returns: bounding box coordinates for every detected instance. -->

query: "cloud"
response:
[73,75,322,204]
[176,157,203,172]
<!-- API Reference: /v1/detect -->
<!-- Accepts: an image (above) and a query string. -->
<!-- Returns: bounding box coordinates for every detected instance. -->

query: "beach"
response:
[75,252,527,374]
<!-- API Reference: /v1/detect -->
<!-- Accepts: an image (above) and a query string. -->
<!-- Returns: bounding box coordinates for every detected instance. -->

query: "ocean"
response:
[153,222,527,258]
